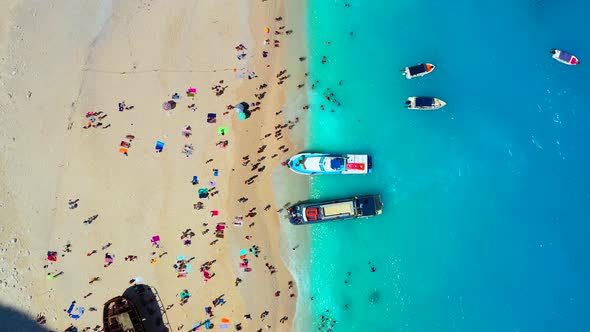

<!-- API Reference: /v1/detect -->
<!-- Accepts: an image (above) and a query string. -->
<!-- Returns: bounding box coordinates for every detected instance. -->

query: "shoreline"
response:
[271,0,314,330]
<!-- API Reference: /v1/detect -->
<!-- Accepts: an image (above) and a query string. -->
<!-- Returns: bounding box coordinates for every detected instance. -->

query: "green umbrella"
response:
[218,127,228,135]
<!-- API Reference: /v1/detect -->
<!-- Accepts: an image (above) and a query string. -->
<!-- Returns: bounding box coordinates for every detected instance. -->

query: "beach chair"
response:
[213,169,219,176]
[120,141,131,148]
[192,176,199,185]
[207,113,217,123]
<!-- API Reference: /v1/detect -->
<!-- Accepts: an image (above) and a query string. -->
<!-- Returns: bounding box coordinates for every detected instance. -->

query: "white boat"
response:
[402,63,435,79]
[550,49,580,65]
[406,97,446,110]
[287,153,372,175]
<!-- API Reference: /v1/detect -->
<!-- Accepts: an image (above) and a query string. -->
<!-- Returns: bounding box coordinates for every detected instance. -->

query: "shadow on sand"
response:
[0,303,48,332]
[120,283,171,332]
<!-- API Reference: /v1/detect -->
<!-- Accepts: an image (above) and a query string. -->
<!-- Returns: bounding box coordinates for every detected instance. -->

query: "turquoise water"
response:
[301,0,590,331]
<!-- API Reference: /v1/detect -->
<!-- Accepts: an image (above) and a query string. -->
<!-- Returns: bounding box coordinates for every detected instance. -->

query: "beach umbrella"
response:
[47,251,57,262]
[218,127,228,135]
[234,103,244,112]
[162,100,176,110]
[238,112,247,120]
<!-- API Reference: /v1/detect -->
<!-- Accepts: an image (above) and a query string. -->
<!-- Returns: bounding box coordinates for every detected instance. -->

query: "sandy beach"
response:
[0,0,309,331]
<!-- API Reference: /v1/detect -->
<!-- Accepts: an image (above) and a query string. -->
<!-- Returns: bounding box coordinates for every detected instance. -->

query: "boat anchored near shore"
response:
[402,63,435,79]
[550,49,579,65]
[287,153,372,175]
[288,195,383,225]
[406,97,446,110]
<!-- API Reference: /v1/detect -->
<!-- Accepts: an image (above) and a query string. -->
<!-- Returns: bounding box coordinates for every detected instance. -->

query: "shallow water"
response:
[297,0,590,331]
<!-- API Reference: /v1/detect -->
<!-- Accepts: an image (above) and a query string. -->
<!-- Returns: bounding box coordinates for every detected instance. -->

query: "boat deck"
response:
[321,201,355,217]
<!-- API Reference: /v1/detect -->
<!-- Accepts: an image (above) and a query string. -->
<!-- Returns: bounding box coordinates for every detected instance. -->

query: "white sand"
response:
[0,0,310,330]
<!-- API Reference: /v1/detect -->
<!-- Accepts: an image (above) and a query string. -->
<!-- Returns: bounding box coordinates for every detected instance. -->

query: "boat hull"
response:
[287,153,372,175]
[551,49,579,65]
[406,97,446,110]
[288,195,383,225]
[403,63,435,79]
[103,296,145,332]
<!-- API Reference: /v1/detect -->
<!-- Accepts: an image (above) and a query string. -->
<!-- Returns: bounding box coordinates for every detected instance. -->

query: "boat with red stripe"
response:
[287,153,372,175]
[402,63,436,79]
[550,49,580,65]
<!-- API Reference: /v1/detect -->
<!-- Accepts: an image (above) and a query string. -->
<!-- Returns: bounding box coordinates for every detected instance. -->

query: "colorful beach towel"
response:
[187,87,197,97]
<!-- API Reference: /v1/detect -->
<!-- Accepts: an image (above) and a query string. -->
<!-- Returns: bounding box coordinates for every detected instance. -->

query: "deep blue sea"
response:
[298,0,590,331]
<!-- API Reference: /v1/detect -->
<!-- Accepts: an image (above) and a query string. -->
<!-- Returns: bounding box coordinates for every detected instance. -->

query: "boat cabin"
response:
[305,207,319,221]
[415,97,435,107]
[408,64,428,76]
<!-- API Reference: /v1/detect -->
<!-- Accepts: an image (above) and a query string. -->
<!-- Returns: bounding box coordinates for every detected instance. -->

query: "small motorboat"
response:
[406,97,446,110]
[402,63,435,79]
[550,49,579,65]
